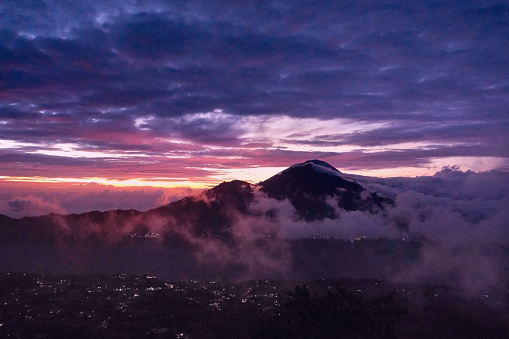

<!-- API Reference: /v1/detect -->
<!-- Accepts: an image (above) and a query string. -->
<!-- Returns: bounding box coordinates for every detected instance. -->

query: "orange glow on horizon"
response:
[1,156,506,191]
[0,166,288,189]
[0,176,214,189]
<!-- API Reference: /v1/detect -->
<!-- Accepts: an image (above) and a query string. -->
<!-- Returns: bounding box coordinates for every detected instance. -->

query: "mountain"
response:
[146,160,393,238]
[156,159,392,220]
[0,160,404,280]
[259,159,393,220]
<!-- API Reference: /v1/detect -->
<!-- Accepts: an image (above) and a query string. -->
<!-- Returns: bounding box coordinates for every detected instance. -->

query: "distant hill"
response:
[258,159,393,220]
[0,160,412,281]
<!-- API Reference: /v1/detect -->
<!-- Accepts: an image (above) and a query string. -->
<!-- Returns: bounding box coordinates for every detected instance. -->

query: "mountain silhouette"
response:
[0,160,404,280]
[146,160,393,237]
[259,159,392,220]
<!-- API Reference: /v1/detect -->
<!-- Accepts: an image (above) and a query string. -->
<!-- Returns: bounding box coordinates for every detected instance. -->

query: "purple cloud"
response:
[0,0,507,181]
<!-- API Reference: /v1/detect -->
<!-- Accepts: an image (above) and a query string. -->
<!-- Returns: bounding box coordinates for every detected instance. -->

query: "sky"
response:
[1,0,508,215]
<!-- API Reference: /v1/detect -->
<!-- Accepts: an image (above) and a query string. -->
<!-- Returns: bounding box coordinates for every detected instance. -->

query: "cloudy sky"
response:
[1,0,508,191]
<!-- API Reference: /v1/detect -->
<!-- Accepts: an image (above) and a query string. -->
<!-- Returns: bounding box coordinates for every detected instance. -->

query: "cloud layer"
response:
[2,167,507,299]
[170,168,509,294]
[0,182,197,218]
[1,0,508,183]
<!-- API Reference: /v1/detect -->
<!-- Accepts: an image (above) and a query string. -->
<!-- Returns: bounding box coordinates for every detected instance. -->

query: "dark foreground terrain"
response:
[0,272,508,338]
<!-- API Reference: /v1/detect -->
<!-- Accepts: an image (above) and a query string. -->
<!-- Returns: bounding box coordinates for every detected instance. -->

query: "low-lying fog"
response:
[1,168,508,300]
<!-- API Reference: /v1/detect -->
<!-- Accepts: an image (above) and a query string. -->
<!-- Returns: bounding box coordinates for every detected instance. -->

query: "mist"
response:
[0,183,198,218]
[1,168,508,299]
[163,168,508,294]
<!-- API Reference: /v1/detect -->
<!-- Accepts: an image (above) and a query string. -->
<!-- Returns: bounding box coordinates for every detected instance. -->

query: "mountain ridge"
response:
[0,160,400,279]
[258,160,392,220]
[0,160,392,222]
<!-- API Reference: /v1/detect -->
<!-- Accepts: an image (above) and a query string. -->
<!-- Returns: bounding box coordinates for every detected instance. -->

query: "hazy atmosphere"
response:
[1,2,509,337]
[1,0,508,195]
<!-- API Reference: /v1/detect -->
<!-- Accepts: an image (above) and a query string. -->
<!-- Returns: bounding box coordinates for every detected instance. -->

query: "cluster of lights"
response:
[308,235,367,241]
[129,232,160,238]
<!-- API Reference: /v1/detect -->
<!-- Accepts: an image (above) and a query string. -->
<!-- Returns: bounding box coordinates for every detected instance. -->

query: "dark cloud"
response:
[315,121,509,148]
[0,0,508,179]
[113,13,211,60]
[3,196,66,217]
[7,199,30,212]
